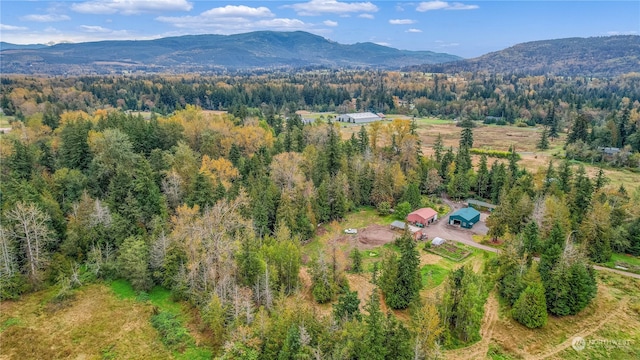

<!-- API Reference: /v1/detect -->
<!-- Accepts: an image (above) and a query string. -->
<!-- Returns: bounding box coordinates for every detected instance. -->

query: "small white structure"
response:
[431,237,446,246]
[336,112,382,124]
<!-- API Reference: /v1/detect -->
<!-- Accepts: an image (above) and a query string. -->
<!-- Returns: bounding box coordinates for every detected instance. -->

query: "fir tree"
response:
[512,282,548,329]
[387,234,421,310]
[350,248,363,273]
[566,112,590,145]
[433,133,444,164]
[358,125,370,153]
[476,154,490,199]
[333,290,361,322]
[363,289,387,360]
[537,127,549,150]
[402,182,422,210]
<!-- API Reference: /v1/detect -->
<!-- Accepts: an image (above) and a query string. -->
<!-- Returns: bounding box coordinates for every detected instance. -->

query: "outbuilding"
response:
[336,112,382,124]
[448,207,481,229]
[431,237,446,246]
[407,208,438,227]
[390,220,425,240]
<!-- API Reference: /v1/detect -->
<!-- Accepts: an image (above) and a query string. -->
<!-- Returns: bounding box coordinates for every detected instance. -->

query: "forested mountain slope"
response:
[409,35,640,77]
[0,31,460,75]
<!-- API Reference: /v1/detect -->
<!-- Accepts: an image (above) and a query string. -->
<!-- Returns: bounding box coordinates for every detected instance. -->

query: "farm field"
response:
[340,117,640,190]
[0,281,212,360]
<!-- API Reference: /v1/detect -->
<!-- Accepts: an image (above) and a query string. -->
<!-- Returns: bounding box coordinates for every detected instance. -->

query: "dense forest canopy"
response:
[1,71,639,358]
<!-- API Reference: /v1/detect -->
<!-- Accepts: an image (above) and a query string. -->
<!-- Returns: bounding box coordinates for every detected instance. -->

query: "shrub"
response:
[151,311,193,351]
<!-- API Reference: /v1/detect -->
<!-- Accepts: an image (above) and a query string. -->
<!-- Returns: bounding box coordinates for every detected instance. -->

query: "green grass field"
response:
[421,264,449,289]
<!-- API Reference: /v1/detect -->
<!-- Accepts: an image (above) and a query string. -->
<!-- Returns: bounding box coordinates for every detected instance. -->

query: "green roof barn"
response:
[448,207,481,229]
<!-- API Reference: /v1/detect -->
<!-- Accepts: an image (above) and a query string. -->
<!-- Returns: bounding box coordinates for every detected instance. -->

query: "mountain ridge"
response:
[406,35,640,77]
[0,31,460,75]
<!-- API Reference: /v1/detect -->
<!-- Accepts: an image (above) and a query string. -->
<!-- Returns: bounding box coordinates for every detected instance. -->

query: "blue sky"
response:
[1,1,638,58]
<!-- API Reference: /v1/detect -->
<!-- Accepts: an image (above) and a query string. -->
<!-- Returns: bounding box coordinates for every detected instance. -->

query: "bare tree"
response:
[6,202,55,284]
[0,226,17,279]
[161,170,184,209]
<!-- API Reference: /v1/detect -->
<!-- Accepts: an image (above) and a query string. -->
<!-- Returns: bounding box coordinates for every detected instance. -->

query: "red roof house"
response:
[407,208,438,226]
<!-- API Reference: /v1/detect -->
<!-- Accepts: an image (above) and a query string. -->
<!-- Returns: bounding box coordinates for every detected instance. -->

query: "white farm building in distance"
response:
[336,112,383,124]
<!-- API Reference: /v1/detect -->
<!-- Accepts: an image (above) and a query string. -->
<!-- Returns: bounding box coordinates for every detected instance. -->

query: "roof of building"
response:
[450,207,481,221]
[600,147,621,154]
[390,220,406,229]
[342,112,381,119]
[408,208,438,220]
[432,237,446,245]
[408,225,422,234]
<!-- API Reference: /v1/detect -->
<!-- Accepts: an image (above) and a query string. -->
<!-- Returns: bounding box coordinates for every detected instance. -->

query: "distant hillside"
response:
[0,31,461,75]
[0,42,47,51]
[408,35,640,77]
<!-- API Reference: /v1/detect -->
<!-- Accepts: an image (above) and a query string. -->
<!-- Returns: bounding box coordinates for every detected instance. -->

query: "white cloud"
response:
[286,0,378,16]
[437,42,459,47]
[358,13,374,19]
[323,20,339,27]
[389,19,416,25]
[20,14,71,22]
[374,42,391,47]
[72,0,193,15]
[406,28,422,33]
[80,25,112,33]
[417,1,478,12]
[157,5,317,34]
[0,24,28,31]
[201,5,273,18]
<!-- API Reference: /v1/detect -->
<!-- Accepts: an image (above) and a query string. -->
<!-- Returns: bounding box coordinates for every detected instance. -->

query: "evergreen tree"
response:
[315,179,330,223]
[593,168,609,192]
[382,313,413,360]
[539,221,564,283]
[566,112,590,145]
[522,221,540,257]
[512,281,548,329]
[309,252,336,304]
[537,127,549,150]
[569,165,592,226]
[8,140,35,180]
[387,234,421,310]
[433,133,444,164]
[379,251,398,301]
[358,125,370,153]
[59,119,93,171]
[186,171,216,210]
[278,325,302,360]
[489,162,507,204]
[118,236,152,292]
[333,290,361,322]
[459,127,474,150]
[547,106,559,140]
[402,182,422,210]
[507,145,519,180]
[350,248,363,273]
[543,160,555,194]
[363,289,387,360]
[326,121,343,176]
[476,154,490,199]
[557,161,573,194]
[566,262,597,314]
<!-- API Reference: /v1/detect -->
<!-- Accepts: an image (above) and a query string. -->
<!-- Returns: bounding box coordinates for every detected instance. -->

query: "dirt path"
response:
[445,292,500,360]
[525,297,629,360]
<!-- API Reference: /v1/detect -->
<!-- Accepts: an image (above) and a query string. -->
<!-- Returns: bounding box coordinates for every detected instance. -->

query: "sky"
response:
[0,0,638,58]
